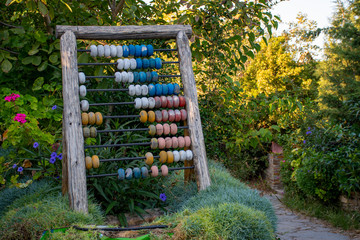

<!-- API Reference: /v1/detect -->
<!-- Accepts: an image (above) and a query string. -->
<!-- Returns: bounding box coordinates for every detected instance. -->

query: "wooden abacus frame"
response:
[56,25,211,213]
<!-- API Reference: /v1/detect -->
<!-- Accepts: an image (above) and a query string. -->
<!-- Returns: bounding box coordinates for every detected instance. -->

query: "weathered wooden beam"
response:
[56,25,192,40]
[176,30,211,191]
[60,30,88,213]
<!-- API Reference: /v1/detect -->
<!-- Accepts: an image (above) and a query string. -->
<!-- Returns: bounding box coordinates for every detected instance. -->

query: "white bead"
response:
[116,45,123,57]
[141,85,148,96]
[110,45,117,57]
[104,45,110,57]
[128,72,134,83]
[117,59,124,70]
[79,85,87,97]
[121,71,128,83]
[115,72,122,83]
[130,59,137,69]
[179,150,187,162]
[124,59,130,70]
[148,97,155,109]
[129,85,136,96]
[97,45,104,57]
[78,72,86,84]
[135,85,141,96]
[141,97,149,109]
[186,150,193,161]
[90,45,97,57]
[134,98,142,109]
[173,151,180,162]
[81,100,89,111]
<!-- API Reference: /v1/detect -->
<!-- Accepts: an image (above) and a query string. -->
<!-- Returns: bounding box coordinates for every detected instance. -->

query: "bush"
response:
[180,203,275,240]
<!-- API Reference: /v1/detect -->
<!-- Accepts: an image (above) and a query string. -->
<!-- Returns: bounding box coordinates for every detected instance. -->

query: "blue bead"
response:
[129,44,135,56]
[146,72,152,82]
[139,72,147,83]
[148,84,156,96]
[162,84,169,95]
[147,45,154,56]
[167,83,174,95]
[174,83,180,95]
[149,58,155,69]
[123,45,129,57]
[135,45,141,57]
[118,168,125,180]
[141,167,149,178]
[133,167,141,179]
[151,71,158,82]
[133,72,139,83]
[142,58,150,69]
[141,44,147,57]
[136,58,142,69]
[155,83,162,96]
[125,168,133,180]
[155,57,162,69]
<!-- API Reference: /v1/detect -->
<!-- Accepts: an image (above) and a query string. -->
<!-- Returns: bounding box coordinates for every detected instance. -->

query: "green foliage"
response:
[43,227,100,240]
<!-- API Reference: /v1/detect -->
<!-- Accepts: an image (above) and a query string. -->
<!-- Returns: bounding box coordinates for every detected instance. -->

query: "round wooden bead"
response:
[81,100,89,112]
[160,96,167,108]
[135,98,142,109]
[88,112,96,125]
[110,45,117,57]
[141,167,149,178]
[129,85,136,96]
[79,85,87,97]
[173,96,179,108]
[104,45,111,57]
[167,151,174,163]
[139,71,146,82]
[159,150,167,163]
[155,57,162,69]
[179,150,186,162]
[125,168,133,180]
[135,85,142,96]
[90,127,97,138]
[90,45,97,57]
[173,83,180,95]
[143,58,149,69]
[170,123,177,135]
[179,96,186,107]
[168,110,175,122]
[155,83,162,96]
[95,112,103,125]
[156,124,163,135]
[165,137,172,148]
[140,110,148,123]
[180,109,187,121]
[118,168,125,180]
[172,137,179,148]
[117,59,124,70]
[123,45,129,57]
[141,85,148,96]
[79,72,86,84]
[151,166,158,177]
[155,110,162,123]
[130,58,137,69]
[163,123,170,135]
[150,138,158,149]
[97,45,104,57]
[116,45,123,57]
[174,110,181,122]
[133,72,140,83]
[148,111,155,123]
[167,83,174,95]
[121,71,129,82]
[135,45,141,57]
[82,112,89,126]
[146,71,152,82]
[141,45,147,57]
[128,72,134,83]
[147,44,154,56]
[129,44,135,56]
[162,110,169,122]
[83,127,90,138]
[133,167,141,179]
[142,97,150,109]
[173,150,180,162]
[161,165,168,177]
[92,155,100,168]
[85,156,92,169]
[115,72,122,83]
[178,136,185,148]
[186,150,193,161]
[148,125,156,136]
[124,59,130,70]
[158,137,165,149]
[148,97,155,109]
[145,152,154,165]
[151,71,158,82]
[184,136,191,147]
[148,84,156,97]
[167,96,173,108]
[162,84,168,95]
[154,96,161,108]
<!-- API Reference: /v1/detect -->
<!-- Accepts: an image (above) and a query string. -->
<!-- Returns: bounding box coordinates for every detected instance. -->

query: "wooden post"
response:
[60,31,88,213]
[176,30,211,190]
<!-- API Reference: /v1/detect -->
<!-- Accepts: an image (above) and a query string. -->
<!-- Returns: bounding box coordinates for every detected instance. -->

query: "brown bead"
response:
[83,127,90,138]
[90,127,97,138]
[159,151,167,163]
[95,112,103,125]
[85,156,92,169]
[92,155,100,168]
[88,112,96,125]
[82,112,89,126]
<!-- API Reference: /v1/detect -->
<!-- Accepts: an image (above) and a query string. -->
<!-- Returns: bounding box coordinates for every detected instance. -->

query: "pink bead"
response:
[184,136,191,147]
[154,96,161,108]
[151,166,158,177]
[163,123,170,135]
[174,110,181,122]
[179,96,186,107]
[173,96,179,108]
[156,124,163,135]
[161,165,168,176]
[158,137,165,149]
[168,110,175,122]
[162,110,169,122]
[178,136,185,148]
[155,110,162,123]
[172,137,179,148]
[161,96,167,108]
[165,137,172,148]
[167,96,173,108]
[170,123,177,135]
[180,109,187,121]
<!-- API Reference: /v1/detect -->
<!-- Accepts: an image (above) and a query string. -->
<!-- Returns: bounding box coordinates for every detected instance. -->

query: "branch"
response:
[0,47,19,55]
[112,0,126,21]
[0,21,22,29]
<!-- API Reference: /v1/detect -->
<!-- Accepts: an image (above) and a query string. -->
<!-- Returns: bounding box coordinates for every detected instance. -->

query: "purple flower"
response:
[17,167,23,172]
[303,140,306,144]
[49,157,56,164]
[51,152,57,158]
[159,193,167,202]
[306,131,312,135]
[12,164,17,169]
[33,142,39,148]
[308,127,311,130]
[52,105,57,110]
[57,153,62,160]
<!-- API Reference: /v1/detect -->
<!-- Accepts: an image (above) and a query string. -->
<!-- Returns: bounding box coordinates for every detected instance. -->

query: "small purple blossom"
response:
[306,131,312,135]
[308,127,311,130]
[159,193,167,202]
[57,153,62,160]
[52,105,57,110]
[17,167,23,172]
[303,140,306,144]
[51,152,57,158]
[33,142,39,148]
[49,157,56,164]
[12,164,17,169]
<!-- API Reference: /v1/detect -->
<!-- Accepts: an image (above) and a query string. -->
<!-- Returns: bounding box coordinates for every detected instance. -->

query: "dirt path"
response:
[265,194,360,240]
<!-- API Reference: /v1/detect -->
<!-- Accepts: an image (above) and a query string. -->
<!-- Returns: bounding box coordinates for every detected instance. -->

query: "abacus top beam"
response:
[78,61,178,66]
[78,48,177,52]
[85,74,180,79]
[55,25,192,40]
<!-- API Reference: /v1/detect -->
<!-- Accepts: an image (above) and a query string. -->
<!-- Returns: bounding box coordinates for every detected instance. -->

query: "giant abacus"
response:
[56,25,211,213]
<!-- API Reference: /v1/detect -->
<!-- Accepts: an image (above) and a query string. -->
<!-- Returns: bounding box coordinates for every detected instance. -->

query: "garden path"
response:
[265,194,360,240]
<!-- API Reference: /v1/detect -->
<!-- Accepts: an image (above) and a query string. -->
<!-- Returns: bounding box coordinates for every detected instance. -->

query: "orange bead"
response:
[92,155,100,168]
[85,156,92,170]
[95,112,103,125]
[82,113,89,126]
[88,112,96,125]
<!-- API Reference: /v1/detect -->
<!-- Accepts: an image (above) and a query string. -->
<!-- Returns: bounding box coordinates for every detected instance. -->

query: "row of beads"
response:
[83,127,97,138]
[81,112,103,126]
[148,123,178,136]
[145,150,193,165]
[129,83,180,96]
[89,44,154,58]
[85,155,100,169]
[116,58,162,70]
[79,71,160,84]
[139,109,187,123]
[134,96,186,109]
[150,136,191,149]
[118,165,169,180]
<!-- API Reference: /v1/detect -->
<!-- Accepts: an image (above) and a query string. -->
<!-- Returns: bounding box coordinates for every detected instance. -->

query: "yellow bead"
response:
[148,111,155,123]
[95,112,103,125]
[92,155,100,168]
[148,125,156,136]
[145,152,154,166]
[140,110,148,123]
[88,112,96,125]
[167,151,174,164]
[82,113,89,126]
[159,151,167,163]
[85,156,92,170]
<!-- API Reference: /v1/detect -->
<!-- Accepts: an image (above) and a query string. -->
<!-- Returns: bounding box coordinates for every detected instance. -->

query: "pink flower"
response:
[4,93,20,102]
[13,113,27,123]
